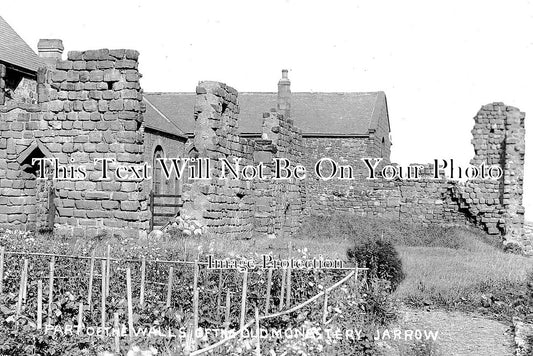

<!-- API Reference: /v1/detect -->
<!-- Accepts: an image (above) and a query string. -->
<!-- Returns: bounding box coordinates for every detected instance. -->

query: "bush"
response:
[347,238,405,291]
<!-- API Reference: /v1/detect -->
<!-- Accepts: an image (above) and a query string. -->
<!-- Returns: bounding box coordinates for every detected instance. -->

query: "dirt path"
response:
[379,307,515,356]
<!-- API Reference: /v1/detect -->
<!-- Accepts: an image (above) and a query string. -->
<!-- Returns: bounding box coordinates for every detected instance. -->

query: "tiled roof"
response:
[143,95,187,138]
[0,16,44,73]
[143,93,195,135]
[144,91,387,136]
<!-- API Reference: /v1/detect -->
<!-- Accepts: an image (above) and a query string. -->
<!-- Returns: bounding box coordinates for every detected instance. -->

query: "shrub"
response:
[347,238,405,291]
[504,242,524,255]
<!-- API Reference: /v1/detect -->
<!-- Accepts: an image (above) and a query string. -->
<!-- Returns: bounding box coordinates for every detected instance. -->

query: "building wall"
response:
[367,94,391,161]
[143,128,186,195]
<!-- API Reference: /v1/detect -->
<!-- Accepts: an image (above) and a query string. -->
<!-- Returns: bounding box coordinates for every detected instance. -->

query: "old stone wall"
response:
[301,103,526,250]
[254,110,305,236]
[179,82,305,238]
[0,104,42,228]
[0,44,526,248]
[0,48,149,239]
[180,81,256,237]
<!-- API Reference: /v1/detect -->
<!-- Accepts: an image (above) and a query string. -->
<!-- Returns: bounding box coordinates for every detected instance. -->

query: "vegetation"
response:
[347,238,405,291]
[0,227,396,355]
[1,213,531,354]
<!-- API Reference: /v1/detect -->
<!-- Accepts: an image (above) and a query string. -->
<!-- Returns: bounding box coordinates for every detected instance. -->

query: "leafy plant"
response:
[347,237,405,291]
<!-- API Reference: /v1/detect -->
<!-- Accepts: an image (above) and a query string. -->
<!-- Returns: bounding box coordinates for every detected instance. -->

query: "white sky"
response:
[3,0,532,220]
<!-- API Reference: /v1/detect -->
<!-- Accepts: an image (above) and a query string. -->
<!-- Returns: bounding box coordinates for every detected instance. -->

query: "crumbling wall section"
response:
[302,103,526,249]
[0,49,149,239]
[254,110,304,237]
[467,103,526,247]
[181,82,305,238]
[181,81,255,237]
[0,104,43,229]
[44,49,148,239]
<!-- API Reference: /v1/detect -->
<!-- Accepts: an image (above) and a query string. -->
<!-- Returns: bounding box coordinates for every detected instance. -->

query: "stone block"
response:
[120,201,140,211]
[104,69,121,82]
[66,71,80,82]
[125,50,139,60]
[89,71,104,82]
[51,71,67,82]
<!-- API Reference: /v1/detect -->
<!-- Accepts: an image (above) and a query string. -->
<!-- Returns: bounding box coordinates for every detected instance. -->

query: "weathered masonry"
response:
[0,31,148,238]
[0,16,527,250]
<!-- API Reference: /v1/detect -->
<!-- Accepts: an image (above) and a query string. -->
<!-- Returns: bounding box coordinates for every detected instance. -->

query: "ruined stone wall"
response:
[180,81,256,237]
[301,103,526,249]
[468,103,526,247]
[0,104,42,228]
[180,82,305,238]
[254,110,305,236]
[301,137,370,214]
[0,49,149,239]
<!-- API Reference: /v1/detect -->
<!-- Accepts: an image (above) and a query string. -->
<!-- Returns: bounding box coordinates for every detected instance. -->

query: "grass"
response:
[395,242,533,308]
[2,215,533,354]
[3,214,533,319]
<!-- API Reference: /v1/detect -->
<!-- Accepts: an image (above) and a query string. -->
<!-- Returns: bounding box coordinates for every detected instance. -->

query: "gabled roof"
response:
[0,16,44,73]
[143,95,187,139]
[144,93,195,135]
[143,91,388,136]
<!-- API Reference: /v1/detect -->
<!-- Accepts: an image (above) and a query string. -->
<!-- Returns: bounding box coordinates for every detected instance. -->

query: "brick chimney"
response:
[277,69,291,118]
[37,39,64,68]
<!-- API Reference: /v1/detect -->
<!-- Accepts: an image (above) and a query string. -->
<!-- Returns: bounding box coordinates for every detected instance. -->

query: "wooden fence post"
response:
[279,268,286,310]
[47,256,55,325]
[240,270,248,339]
[216,269,223,320]
[77,302,84,335]
[255,307,260,356]
[87,251,95,310]
[286,242,292,307]
[149,190,154,231]
[166,266,174,308]
[16,259,28,316]
[114,312,120,353]
[265,269,272,314]
[224,289,231,329]
[101,260,106,329]
[0,246,4,295]
[37,280,43,330]
[105,244,111,298]
[77,302,83,335]
[139,256,146,307]
[22,258,29,303]
[322,290,328,325]
[192,260,199,346]
[126,268,134,339]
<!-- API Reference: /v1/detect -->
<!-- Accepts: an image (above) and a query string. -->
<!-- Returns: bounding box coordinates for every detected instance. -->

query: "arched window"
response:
[153,146,164,194]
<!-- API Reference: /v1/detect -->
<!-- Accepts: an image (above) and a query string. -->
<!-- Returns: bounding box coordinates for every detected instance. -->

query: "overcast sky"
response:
[3,0,532,220]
